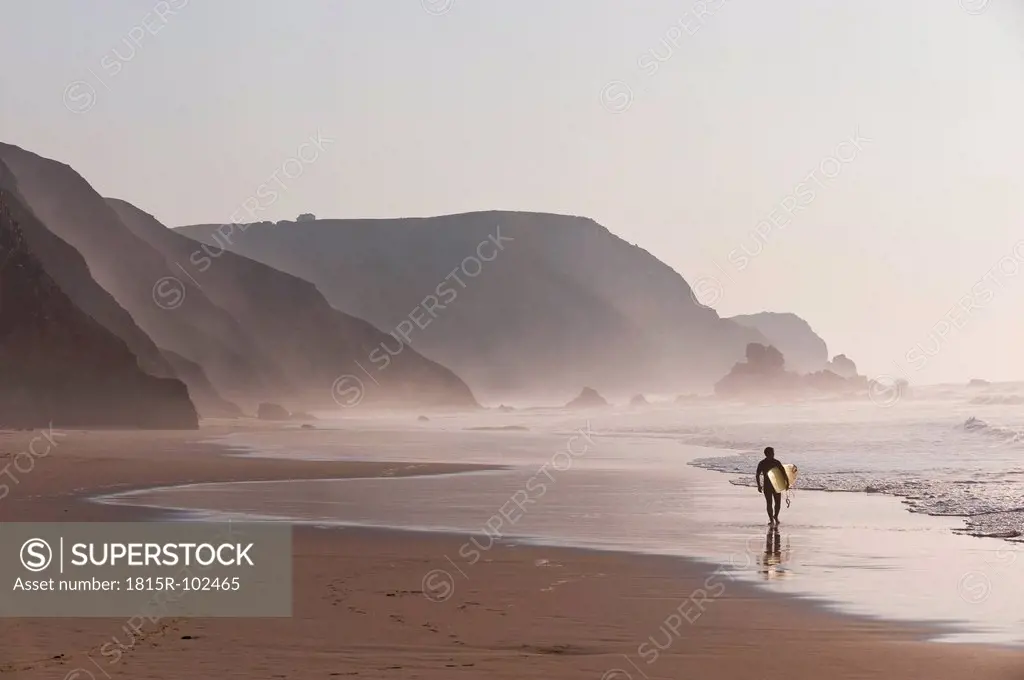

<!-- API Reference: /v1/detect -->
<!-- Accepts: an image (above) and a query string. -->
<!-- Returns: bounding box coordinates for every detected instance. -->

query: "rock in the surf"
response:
[565,387,609,409]
[257,402,291,421]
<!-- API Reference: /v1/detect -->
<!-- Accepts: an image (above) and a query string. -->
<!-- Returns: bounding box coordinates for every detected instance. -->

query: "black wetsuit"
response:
[756,458,786,521]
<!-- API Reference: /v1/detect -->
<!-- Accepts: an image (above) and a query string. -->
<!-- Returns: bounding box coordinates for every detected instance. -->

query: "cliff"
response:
[0,143,268,410]
[727,312,828,374]
[0,142,475,413]
[0,190,197,428]
[109,199,477,410]
[178,211,767,397]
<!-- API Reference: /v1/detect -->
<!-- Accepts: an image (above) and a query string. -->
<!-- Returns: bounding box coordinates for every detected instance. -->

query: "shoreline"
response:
[1,426,1023,678]
[95,430,1024,645]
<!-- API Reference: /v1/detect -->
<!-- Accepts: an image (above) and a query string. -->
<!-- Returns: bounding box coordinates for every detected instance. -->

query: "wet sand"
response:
[1,425,1023,679]
[108,425,1024,643]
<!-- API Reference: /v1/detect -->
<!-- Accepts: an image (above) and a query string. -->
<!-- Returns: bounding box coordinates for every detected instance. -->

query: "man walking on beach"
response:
[756,446,786,524]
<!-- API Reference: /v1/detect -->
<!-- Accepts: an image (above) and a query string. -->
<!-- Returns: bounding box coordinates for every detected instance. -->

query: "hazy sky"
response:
[2,1,1023,385]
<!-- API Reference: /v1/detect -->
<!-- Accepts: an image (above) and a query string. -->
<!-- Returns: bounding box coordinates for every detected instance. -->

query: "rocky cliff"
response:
[727,312,828,374]
[0,143,475,413]
[178,211,768,397]
[0,190,197,428]
[0,152,238,417]
[109,199,477,411]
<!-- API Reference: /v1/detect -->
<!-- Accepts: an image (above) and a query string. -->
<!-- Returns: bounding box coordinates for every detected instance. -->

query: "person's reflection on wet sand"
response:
[760,525,783,579]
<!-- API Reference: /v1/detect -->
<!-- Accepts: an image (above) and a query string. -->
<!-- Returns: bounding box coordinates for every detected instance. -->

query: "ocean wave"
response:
[969,395,1024,405]
[958,511,1024,540]
[682,436,762,452]
[691,453,1024,543]
[961,417,1024,442]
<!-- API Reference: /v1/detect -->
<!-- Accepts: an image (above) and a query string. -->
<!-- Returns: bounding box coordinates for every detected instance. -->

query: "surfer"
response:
[755,446,786,524]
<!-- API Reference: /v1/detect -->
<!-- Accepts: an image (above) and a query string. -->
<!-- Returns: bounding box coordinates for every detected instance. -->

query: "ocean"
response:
[102,383,1024,644]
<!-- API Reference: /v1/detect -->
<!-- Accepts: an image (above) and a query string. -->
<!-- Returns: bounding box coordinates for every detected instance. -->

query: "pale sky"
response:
[2,0,1023,385]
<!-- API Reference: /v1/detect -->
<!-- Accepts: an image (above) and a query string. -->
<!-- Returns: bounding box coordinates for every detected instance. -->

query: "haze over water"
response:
[106,386,1024,644]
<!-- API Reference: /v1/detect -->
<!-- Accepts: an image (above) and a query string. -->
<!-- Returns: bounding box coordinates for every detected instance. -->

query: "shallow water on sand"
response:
[104,397,1024,643]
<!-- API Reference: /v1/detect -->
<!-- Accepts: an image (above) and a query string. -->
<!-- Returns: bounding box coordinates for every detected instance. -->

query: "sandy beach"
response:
[0,425,1021,680]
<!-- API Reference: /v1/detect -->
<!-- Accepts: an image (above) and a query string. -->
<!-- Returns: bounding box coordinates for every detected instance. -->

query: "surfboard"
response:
[767,464,798,493]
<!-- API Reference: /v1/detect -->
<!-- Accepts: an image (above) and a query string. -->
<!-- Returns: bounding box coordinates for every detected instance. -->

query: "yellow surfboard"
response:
[767,464,798,493]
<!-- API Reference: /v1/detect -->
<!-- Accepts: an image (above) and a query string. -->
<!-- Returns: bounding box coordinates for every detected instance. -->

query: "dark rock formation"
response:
[715,344,865,398]
[565,387,609,409]
[257,403,291,421]
[968,379,991,388]
[826,354,858,379]
[727,312,828,374]
[109,198,477,412]
[0,191,197,429]
[803,369,852,391]
[715,344,798,396]
[629,394,649,407]
[417,415,430,422]
[177,211,771,397]
[296,213,316,222]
